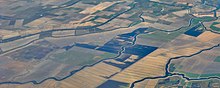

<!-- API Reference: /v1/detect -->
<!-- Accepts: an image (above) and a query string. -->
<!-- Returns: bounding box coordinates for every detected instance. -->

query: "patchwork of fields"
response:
[1,0,220,88]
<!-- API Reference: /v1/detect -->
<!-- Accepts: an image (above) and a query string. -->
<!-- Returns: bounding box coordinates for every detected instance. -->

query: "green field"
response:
[138,27,187,42]
[194,16,216,22]
[177,71,220,79]
[178,71,200,78]
[200,73,220,77]
[191,16,216,26]
[210,22,220,32]
[214,56,220,62]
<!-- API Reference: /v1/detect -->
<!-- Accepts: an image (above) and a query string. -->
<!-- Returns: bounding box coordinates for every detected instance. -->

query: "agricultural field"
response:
[169,45,220,79]
[1,0,220,88]
[134,76,220,88]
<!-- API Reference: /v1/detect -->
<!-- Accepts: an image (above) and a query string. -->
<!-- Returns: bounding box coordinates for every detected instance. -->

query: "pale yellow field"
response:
[76,21,96,27]
[141,16,158,21]
[98,18,132,29]
[172,45,212,56]
[14,19,24,27]
[197,31,220,42]
[144,79,159,88]
[110,49,175,83]
[19,29,41,35]
[172,10,188,17]
[80,2,116,14]
[0,30,20,39]
[118,13,135,18]
[25,17,51,27]
[160,15,178,23]
[214,23,220,28]
[94,18,108,23]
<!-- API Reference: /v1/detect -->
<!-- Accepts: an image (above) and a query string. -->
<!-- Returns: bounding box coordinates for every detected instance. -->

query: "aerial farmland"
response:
[1,0,220,88]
